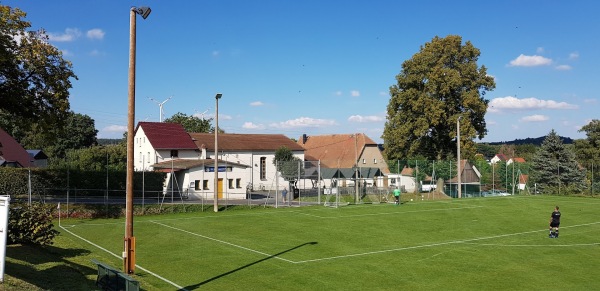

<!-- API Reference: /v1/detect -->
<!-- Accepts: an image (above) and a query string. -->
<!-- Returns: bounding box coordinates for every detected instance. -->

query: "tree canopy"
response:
[383,35,495,161]
[164,112,214,133]
[0,5,76,126]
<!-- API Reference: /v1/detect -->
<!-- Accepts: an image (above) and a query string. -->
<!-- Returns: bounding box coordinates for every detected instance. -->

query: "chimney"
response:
[302,134,308,144]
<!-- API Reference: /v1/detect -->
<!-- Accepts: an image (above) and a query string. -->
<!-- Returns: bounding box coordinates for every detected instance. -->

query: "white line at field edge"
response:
[60,225,187,291]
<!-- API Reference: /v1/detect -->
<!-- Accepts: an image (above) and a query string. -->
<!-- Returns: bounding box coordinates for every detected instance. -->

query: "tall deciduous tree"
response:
[164,112,214,133]
[531,130,586,194]
[0,5,77,127]
[574,119,600,193]
[383,35,495,161]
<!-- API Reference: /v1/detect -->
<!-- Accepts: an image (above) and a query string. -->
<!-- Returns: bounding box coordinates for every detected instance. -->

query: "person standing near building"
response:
[282,187,288,203]
[549,206,561,238]
[393,187,401,205]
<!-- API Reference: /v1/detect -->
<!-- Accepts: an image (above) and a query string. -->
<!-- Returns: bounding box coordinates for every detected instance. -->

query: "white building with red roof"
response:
[134,122,304,200]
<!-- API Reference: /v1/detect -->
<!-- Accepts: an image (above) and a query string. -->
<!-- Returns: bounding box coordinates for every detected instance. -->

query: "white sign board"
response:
[0,196,9,282]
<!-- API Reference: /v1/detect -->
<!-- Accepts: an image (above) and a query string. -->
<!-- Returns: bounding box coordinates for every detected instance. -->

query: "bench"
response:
[91,259,139,291]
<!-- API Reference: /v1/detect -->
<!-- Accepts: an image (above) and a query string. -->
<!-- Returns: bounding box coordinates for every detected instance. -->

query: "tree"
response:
[16,111,98,159]
[164,112,214,133]
[0,5,77,128]
[574,119,600,193]
[531,130,586,194]
[383,35,495,161]
[273,146,303,182]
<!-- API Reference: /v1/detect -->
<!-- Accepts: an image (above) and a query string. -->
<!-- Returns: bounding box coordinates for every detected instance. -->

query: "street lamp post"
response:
[214,93,222,212]
[125,5,150,274]
[457,116,462,199]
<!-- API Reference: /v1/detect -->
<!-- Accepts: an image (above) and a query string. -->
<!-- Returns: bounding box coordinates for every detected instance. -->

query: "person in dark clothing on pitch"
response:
[549,206,561,238]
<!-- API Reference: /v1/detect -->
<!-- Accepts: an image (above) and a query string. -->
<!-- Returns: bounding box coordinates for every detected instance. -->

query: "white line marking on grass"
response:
[60,225,187,291]
[291,205,484,219]
[293,221,600,264]
[461,242,600,247]
[149,221,297,264]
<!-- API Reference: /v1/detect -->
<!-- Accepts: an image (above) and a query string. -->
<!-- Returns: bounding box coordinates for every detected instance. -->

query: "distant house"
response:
[134,122,304,199]
[507,157,526,165]
[518,174,528,191]
[490,154,508,164]
[27,150,48,168]
[297,133,389,188]
[0,127,32,168]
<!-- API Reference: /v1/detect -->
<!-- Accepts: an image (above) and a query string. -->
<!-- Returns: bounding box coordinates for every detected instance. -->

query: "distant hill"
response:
[484,136,574,146]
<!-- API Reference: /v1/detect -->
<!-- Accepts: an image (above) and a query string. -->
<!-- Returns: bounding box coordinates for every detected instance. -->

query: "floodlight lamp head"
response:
[215,93,223,99]
[134,6,152,19]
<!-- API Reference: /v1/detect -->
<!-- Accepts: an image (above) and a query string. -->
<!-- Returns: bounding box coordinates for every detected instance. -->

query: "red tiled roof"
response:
[189,133,304,152]
[0,127,31,167]
[297,133,377,168]
[512,157,526,163]
[136,122,197,150]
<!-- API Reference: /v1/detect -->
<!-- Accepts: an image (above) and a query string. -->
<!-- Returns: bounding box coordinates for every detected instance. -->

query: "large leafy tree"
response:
[0,5,76,128]
[383,35,495,161]
[531,130,586,194]
[164,112,214,133]
[574,119,600,193]
[274,146,303,182]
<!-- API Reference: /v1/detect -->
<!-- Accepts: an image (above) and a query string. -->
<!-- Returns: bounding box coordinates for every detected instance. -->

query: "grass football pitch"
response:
[59,195,600,290]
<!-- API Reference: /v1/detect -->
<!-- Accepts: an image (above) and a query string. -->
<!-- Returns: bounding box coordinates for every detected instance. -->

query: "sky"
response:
[4,1,599,144]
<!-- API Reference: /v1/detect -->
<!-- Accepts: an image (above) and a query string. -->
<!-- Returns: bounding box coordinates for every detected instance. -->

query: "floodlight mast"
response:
[214,93,223,212]
[125,5,150,275]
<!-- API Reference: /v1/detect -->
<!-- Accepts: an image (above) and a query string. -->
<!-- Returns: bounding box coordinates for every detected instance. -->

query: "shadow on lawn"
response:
[6,244,98,290]
[182,241,318,290]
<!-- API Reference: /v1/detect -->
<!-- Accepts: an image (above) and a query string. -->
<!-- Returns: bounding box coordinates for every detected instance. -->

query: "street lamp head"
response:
[215,93,223,100]
[133,6,152,19]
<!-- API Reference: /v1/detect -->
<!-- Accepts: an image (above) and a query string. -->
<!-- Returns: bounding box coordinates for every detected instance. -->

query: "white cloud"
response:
[351,90,360,97]
[555,65,572,71]
[569,52,579,60]
[536,47,545,54]
[583,98,597,104]
[521,115,549,122]
[242,122,265,129]
[48,28,81,42]
[508,54,552,67]
[86,28,105,40]
[89,49,105,56]
[348,115,384,123]
[250,101,264,106]
[269,117,336,129]
[488,96,578,112]
[103,125,127,133]
[334,91,343,96]
[379,91,388,96]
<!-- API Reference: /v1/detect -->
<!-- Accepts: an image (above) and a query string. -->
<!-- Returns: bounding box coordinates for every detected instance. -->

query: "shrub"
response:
[9,203,59,245]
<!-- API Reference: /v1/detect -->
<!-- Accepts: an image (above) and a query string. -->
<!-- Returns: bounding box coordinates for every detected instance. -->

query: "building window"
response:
[374,159,377,164]
[170,150,178,158]
[260,157,266,180]
[236,178,242,188]
[203,180,209,190]
[362,159,366,164]
[228,179,234,189]
[194,180,201,190]
[139,152,142,163]
[147,152,150,163]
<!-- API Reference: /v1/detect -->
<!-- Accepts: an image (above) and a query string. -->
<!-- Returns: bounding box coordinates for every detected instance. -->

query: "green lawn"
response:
[11,195,600,290]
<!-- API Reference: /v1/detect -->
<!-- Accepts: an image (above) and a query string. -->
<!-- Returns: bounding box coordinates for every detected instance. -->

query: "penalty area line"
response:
[150,221,297,264]
[59,225,187,291]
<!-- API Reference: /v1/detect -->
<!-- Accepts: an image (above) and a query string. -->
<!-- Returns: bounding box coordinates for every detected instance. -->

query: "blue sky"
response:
[5,1,599,144]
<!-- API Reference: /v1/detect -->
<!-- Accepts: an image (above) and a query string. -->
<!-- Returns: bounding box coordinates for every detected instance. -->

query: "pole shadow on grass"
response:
[181,241,318,290]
